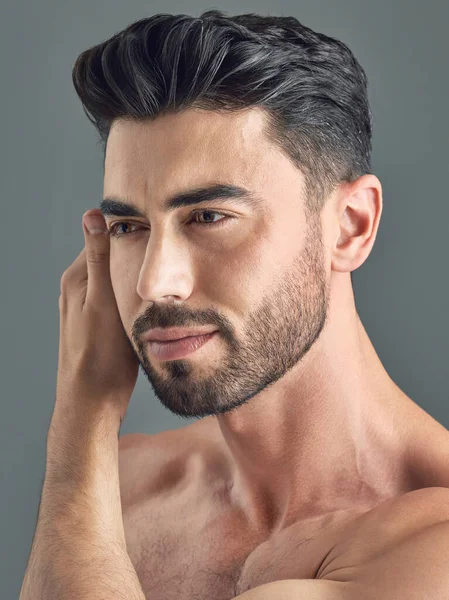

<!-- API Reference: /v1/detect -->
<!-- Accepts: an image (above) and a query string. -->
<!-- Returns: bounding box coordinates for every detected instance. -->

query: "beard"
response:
[130,214,330,420]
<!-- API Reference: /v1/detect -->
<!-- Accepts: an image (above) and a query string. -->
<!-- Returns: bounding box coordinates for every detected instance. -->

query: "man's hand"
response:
[19,210,145,600]
[53,208,139,432]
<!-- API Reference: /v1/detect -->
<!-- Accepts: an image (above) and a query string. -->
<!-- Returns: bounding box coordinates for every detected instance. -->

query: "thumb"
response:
[82,209,112,304]
[83,209,107,236]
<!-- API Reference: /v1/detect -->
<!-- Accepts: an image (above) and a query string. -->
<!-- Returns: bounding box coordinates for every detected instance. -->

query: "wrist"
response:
[45,404,121,490]
[48,395,122,443]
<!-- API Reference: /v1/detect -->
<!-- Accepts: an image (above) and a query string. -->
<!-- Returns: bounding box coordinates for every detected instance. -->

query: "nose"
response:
[136,239,192,304]
[158,296,182,305]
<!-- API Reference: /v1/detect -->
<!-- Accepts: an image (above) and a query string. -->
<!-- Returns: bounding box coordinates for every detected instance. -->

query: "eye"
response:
[107,210,231,238]
[107,222,142,238]
[189,210,230,228]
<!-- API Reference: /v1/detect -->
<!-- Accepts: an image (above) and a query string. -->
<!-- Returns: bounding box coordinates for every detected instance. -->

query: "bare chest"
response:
[122,490,365,600]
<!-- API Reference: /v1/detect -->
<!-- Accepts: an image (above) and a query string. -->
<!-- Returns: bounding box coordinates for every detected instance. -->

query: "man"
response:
[20,9,449,600]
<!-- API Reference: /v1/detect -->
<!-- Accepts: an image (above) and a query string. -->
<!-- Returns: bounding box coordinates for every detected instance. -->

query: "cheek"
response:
[109,260,139,313]
[206,241,275,307]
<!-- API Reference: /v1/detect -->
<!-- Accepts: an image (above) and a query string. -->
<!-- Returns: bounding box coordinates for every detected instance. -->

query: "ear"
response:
[330,174,383,274]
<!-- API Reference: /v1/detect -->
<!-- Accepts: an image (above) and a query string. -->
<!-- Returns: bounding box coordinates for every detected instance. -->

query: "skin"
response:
[101,106,414,535]
[21,106,449,600]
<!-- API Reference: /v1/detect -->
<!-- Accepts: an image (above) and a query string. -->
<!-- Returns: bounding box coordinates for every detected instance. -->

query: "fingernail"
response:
[84,215,106,234]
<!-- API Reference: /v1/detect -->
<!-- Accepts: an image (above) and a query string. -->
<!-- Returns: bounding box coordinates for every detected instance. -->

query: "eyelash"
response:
[107,210,231,238]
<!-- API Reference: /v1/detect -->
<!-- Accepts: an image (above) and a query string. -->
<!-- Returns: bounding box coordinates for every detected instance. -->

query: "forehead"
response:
[103,108,304,207]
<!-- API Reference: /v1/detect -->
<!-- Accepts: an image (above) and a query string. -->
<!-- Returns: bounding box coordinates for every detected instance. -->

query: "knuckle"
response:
[60,270,72,288]
[60,269,79,295]
[86,249,108,265]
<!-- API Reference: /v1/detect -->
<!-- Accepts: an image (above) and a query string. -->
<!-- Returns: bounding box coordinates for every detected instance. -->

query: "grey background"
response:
[1,0,448,597]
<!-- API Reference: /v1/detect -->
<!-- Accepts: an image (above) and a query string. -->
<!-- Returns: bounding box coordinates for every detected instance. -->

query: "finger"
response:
[60,248,87,300]
[82,209,112,305]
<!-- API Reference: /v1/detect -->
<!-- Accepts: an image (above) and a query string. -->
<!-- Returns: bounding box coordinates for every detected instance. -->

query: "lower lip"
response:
[147,331,218,361]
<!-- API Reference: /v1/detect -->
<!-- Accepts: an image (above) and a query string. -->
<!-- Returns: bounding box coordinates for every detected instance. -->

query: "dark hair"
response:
[72,9,372,216]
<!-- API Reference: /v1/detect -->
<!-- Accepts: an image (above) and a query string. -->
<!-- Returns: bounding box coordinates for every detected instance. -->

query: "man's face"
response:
[103,108,330,418]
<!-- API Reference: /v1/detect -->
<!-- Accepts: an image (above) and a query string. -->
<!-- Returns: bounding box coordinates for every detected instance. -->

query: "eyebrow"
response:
[100,183,265,218]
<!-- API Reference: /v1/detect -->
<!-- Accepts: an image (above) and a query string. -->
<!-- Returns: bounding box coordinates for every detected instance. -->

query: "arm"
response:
[19,408,145,600]
[235,579,353,599]
[20,210,143,599]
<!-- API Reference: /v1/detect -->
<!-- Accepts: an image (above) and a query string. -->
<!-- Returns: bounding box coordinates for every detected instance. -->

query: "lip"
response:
[143,327,218,342]
[147,331,218,361]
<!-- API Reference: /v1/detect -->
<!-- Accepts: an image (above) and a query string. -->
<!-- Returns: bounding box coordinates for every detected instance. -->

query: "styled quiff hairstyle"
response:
[72,9,373,218]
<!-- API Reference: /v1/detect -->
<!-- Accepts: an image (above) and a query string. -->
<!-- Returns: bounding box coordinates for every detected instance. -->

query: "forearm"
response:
[20,405,145,600]
[20,526,145,600]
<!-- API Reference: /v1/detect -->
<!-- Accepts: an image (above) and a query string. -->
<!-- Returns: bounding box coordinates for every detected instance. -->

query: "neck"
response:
[215,275,412,534]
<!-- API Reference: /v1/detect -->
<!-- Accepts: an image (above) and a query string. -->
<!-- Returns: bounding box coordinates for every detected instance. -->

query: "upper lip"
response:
[143,327,218,342]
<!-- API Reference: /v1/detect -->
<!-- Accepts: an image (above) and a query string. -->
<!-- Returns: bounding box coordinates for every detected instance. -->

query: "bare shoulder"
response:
[316,486,449,597]
[235,490,449,600]
[232,578,354,600]
[117,419,216,511]
[118,429,182,510]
